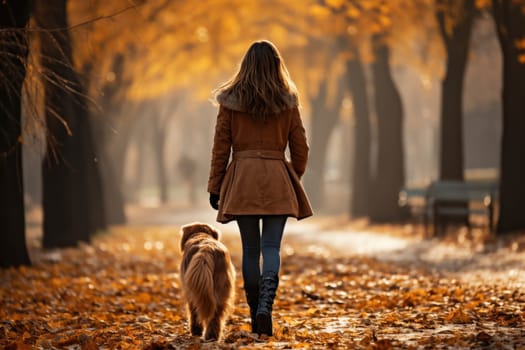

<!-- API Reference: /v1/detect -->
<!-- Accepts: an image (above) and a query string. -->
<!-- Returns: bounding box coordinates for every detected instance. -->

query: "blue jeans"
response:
[236,215,287,290]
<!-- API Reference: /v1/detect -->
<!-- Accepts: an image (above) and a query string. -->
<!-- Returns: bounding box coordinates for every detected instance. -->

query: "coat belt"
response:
[233,150,285,160]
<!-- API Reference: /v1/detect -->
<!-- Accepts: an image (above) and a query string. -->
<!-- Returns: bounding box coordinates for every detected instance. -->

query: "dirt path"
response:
[127,205,525,348]
[7,205,522,349]
[127,204,525,288]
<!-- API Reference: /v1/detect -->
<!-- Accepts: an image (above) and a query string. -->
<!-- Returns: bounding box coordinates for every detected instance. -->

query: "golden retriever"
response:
[179,222,235,341]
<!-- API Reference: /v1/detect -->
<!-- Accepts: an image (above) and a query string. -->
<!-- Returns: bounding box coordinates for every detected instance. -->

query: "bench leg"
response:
[433,203,440,237]
[488,204,494,234]
[424,211,429,237]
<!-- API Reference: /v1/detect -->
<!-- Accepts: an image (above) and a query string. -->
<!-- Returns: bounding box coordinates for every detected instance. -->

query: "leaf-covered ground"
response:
[1,209,525,349]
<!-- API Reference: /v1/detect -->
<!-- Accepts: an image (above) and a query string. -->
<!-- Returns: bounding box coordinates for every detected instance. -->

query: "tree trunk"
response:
[109,104,136,204]
[76,62,106,233]
[92,54,127,224]
[93,98,131,225]
[99,153,127,224]
[152,114,169,204]
[304,80,341,210]
[433,0,475,232]
[436,0,475,180]
[0,1,32,268]
[346,54,372,218]
[128,121,149,203]
[369,41,407,223]
[492,0,525,234]
[35,0,106,248]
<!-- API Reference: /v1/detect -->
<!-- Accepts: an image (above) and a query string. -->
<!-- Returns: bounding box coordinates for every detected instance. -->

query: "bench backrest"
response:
[427,180,497,203]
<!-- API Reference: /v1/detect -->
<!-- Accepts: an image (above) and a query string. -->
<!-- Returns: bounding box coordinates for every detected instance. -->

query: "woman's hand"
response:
[209,193,220,210]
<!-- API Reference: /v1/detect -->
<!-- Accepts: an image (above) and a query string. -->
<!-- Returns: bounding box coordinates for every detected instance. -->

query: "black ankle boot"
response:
[256,272,279,336]
[244,284,259,333]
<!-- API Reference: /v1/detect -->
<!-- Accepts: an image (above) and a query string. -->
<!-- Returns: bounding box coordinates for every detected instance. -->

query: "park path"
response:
[125,204,525,349]
[5,204,523,349]
[127,204,525,288]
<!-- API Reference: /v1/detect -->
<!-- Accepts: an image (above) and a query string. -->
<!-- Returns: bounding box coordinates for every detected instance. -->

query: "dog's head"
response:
[180,222,220,251]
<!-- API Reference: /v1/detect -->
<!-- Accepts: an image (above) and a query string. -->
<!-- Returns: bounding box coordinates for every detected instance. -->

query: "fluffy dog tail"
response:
[183,248,216,322]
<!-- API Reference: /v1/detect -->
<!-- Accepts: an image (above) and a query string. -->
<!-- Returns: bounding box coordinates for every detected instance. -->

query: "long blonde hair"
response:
[214,40,299,119]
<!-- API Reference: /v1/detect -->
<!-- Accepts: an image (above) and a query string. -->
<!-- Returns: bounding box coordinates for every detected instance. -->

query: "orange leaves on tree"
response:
[308,4,332,20]
[475,0,491,9]
[325,0,346,9]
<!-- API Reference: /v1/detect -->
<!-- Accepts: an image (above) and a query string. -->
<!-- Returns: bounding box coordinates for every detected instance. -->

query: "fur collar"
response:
[216,91,298,113]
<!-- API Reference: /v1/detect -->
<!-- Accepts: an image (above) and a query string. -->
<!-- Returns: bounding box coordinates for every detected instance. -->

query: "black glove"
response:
[209,193,219,210]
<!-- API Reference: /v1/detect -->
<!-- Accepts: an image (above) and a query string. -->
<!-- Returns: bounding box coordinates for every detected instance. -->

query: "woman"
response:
[207,40,312,337]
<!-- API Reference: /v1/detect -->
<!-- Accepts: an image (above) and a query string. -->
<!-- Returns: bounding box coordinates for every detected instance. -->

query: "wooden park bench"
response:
[399,180,498,236]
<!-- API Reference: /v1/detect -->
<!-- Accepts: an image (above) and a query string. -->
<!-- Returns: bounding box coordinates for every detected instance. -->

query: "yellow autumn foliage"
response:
[64,0,450,107]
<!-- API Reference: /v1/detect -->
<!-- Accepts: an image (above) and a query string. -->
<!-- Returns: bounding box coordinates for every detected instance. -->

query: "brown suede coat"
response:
[208,93,313,223]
